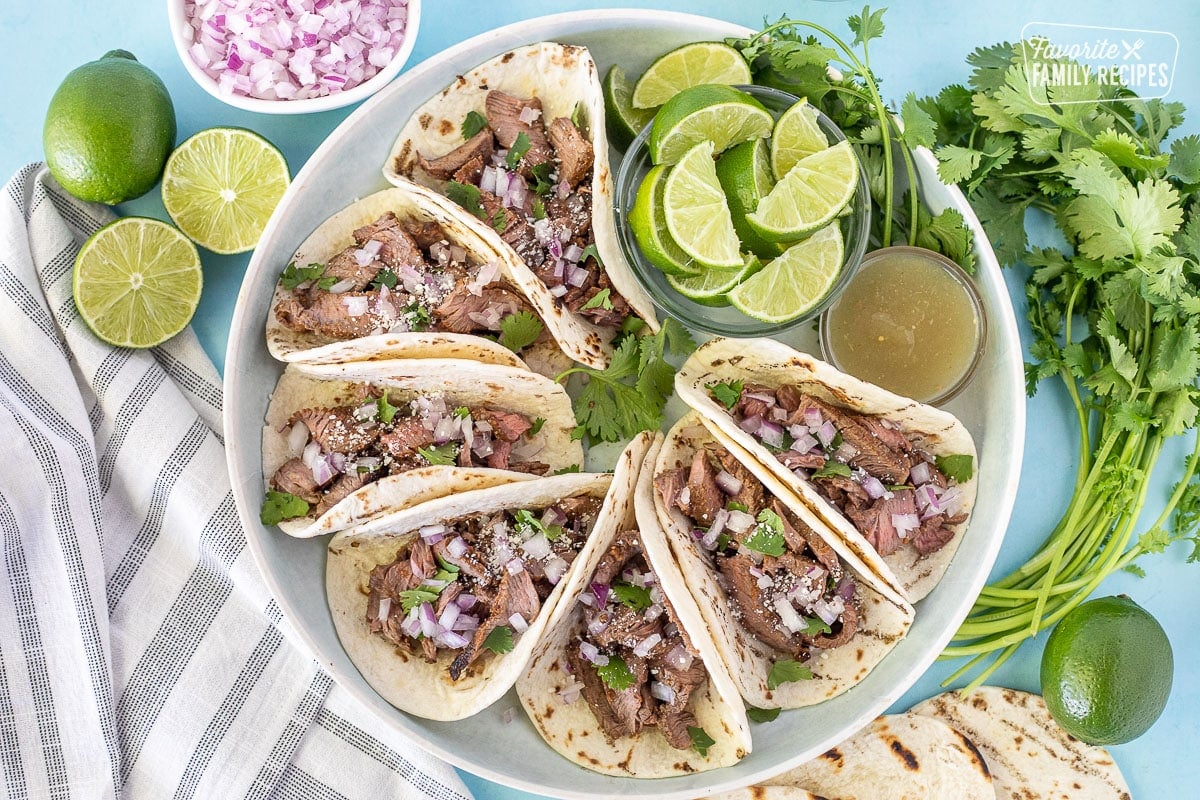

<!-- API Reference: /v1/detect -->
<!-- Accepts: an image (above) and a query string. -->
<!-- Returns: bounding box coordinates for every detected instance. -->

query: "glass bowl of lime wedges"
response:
[614,84,871,336]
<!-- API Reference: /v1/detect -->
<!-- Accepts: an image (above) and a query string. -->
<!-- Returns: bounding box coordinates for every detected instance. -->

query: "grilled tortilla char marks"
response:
[418,128,495,180]
[547,117,593,188]
[485,91,554,174]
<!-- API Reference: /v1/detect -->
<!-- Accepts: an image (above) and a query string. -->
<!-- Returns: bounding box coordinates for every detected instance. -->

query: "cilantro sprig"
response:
[767,659,813,690]
[498,310,544,352]
[595,655,635,690]
[279,262,335,291]
[742,509,786,557]
[688,726,716,757]
[708,379,744,410]
[260,491,310,526]
[418,443,459,466]
[611,582,652,611]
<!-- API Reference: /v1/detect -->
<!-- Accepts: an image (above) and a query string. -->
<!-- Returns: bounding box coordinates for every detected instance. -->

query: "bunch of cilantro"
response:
[917,41,1200,689]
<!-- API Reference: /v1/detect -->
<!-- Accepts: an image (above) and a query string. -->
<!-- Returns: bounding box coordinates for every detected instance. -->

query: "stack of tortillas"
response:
[711,687,1132,800]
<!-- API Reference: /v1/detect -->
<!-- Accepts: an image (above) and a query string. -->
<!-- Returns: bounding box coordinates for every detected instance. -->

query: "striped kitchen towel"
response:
[0,163,474,800]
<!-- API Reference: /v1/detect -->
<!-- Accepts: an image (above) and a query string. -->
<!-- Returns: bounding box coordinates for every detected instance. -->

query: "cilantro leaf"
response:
[402,302,433,331]
[453,406,471,419]
[553,464,581,475]
[579,243,603,266]
[1168,133,1200,184]
[529,417,546,435]
[727,501,750,513]
[847,6,886,46]
[742,509,786,557]
[418,443,459,466]
[461,110,488,140]
[279,262,327,290]
[935,454,974,483]
[899,92,936,149]
[688,726,716,757]
[936,144,983,185]
[812,460,852,479]
[746,706,781,723]
[483,625,515,654]
[767,659,813,689]
[399,588,439,614]
[596,656,635,690]
[530,162,556,195]
[708,380,744,410]
[532,198,547,220]
[260,491,310,526]
[491,209,508,234]
[803,616,833,636]
[369,268,397,289]
[445,181,485,218]
[611,582,652,611]
[580,288,613,311]
[506,132,531,169]
[498,310,544,351]
[513,508,545,535]
[376,390,399,424]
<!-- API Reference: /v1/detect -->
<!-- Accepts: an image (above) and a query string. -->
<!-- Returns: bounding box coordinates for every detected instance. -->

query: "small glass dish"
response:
[613,84,871,337]
[818,245,987,405]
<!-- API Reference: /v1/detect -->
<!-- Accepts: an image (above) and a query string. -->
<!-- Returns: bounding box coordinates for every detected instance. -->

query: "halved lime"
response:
[629,164,700,276]
[73,217,202,348]
[631,42,752,109]
[771,99,828,180]
[603,65,657,151]
[746,140,858,241]
[162,127,290,254]
[715,140,786,259]
[663,141,743,269]
[647,84,773,166]
[728,225,844,323]
[668,254,762,307]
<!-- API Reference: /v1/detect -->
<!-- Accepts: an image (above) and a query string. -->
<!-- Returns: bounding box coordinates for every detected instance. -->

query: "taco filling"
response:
[655,442,861,670]
[274,211,545,346]
[269,390,547,519]
[710,382,969,558]
[561,530,709,750]
[364,494,603,679]
[413,91,632,328]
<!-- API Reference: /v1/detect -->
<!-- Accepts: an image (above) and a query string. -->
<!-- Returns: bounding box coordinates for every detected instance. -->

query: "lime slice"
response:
[663,141,743,269]
[162,127,290,254]
[746,140,858,241]
[715,139,787,259]
[631,42,752,109]
[603,65,657,151]
[630,164,701,276]
[771,99,829,180]
[648,84,773,166]
[668,254,762,307]
[728,225,844,323]
[73,217,202,348]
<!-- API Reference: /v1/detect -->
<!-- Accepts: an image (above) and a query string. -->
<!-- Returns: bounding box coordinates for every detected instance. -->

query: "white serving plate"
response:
[224,10,1026,798]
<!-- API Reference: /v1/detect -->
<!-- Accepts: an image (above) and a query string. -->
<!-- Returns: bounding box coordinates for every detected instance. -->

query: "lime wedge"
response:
[162,127,290,254]
[663,141,743,269]
[630,164,701,276]
[728,225,844,323]
[648,84,773,166]
[771,99,829,180]
[631,42,752,109]
[73,217,202,348]
[668,254,762,307]
[746,140,858,241]
[715,139,787,259]
[603,65,657,151]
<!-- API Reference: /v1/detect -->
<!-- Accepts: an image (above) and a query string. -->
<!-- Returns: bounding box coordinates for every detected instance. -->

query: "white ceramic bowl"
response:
[167,0,421,114]
[224,10,1025,798]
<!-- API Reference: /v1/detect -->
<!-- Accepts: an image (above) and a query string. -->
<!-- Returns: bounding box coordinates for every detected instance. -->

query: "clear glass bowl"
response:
[613,84,871,337]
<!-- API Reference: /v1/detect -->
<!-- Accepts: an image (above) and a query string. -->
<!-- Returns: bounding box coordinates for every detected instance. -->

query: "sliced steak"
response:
[682,451,724,527]
[592,532,642,585]
[806,602,858,650]
[408,537,437,581]
[554,494,603,522]
[735,384,777,421]
[322,246,382,291]
[814,474,871,509]
[606,653,650,737]
[547,117,593,188]
[354,212,427,272]
[569,647,631,741]
[656,658,707,749]
[271,457,323,502]
[451,154,485,185]
[715,552,805,658]
[654,467,687,513]
[407,219,448,250]
[432,283,526,333]
[291,406,379,455]
[313,470,371,516]
[379,417,436,460]
[432,536,489,581]
[714,447,766,516]
[484,91,554,173]
[485,439,512,470]
[775,384,804,413]
[544,188,592,241]
[590,604,661,650]
[843,492,918,557]
[275,291,387,339]
[911,512,966,556]
[449,568,539,679]
[797,394,913,483]
[778,449,827,470]
[476,408,532,442]
[417,129,495,180]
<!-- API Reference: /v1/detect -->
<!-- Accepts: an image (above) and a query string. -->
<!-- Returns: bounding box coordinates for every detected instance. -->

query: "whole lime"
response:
[1040,594,1173,745]
[43,50,176,205]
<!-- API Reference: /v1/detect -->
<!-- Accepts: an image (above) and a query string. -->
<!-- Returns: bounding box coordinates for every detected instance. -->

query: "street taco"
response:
[651,413,913,709]
[262,357,582,537]
[383,42,658,368]
[676,337,978,602]
[517,433,751,776]
[265,186,569,377]
[326,472,614,721]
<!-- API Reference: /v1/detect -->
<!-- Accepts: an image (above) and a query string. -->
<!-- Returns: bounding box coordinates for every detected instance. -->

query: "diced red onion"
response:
[376,597,391,621]
[433,415,461,444]
[287,421,309,454]
[746,391,776,406]
[419,524,446,543]
[521,534,551,560]
[437,603,460,630]
[327,277,356,293]
[549,284,568,298]
[649,681,677,703]
[533,218,553,243]
[813,597,843,626]
[505,557,524,575]
[836,577,857,601]
[910,460,932,486]
[471,434,494,458]
[663,644,694,671]
[892,513,920,539]
[397,264,423,294]
[501,706,517,725]
[542,506,567,527]
[578,593,596,608]
[590,582,610,607]
[311,454,335,486]
[448,245,466,264]
[400,608,422,638]
[548,238,565,260]
[707,508,730,540]
[451,614,479,632]
[466,261,500,296]
[502,173,528,209]
[678,486,691,507]
[435,630,470,649]
[714,470,743,496]
[633,633,662,658]
[757,573,774,589]
[418,602,439,638]
[790,433,819,454]
[480,166,499,195]
[860,473,888,500]
[508,613,529,634]
[773,594,806,633]
[726,510,756,534]
[544,556,569,585]
[916,484,943,519]
[517,105,541,124]
[816,420,838,448]
[939,486,965,516]
[758,420,785,449]
[566,264,590,288]
[342,295,369,317]
[738,414,763,436]
[455,591,475,610]
[643,603,663,622]
[301,440,322,469]
[555,179,571,200]
[558,680,582,705]
[586,614,609,635]
[563,243,584,263]
[579,641,605,665]
[771,407,789,423]
[835,442,859,461]
[804,408,823,428]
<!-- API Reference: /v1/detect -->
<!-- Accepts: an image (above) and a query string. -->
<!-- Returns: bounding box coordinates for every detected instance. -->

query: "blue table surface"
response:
[5,1,1198,796]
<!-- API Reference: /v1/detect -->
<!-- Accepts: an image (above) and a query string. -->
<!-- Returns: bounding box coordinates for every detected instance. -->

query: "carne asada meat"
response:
[414,91,635,329]
[274,211,546,354]
[655,443,860,672]
[365,495,604,679]
[715,382,970,559]
[267,391,543,522]
[565,530,709,750]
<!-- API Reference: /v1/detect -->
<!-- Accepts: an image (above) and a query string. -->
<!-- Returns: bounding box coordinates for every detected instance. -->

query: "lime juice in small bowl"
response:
[614,84,870,337]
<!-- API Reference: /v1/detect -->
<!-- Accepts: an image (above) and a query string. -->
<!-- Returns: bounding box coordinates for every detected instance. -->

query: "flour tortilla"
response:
[327,472,613,721]
[383,42,658,369]
[516,433,752,776]
[263,357,582,537]
[911,687,1132,800]
[675,337,978,603]
[652,413,913,709]
[264,186,570,377]
[764,713,995,799]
